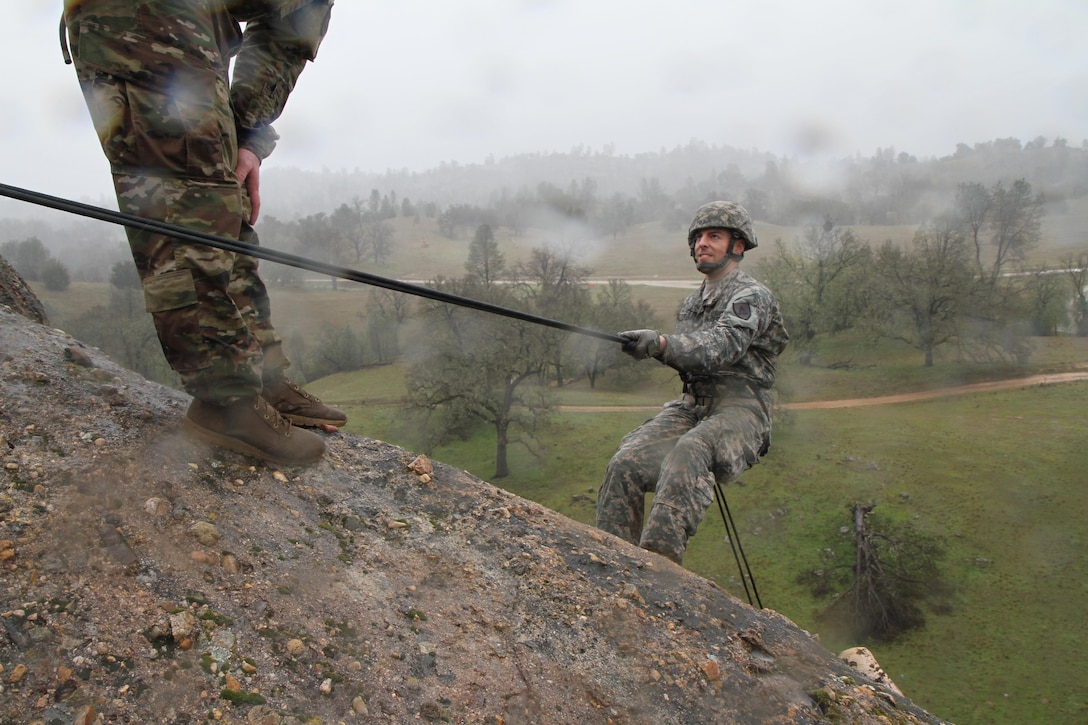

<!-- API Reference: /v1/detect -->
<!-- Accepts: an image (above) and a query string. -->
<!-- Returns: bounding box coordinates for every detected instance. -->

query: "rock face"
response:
[0,303,946,724]
[0,255,47,324]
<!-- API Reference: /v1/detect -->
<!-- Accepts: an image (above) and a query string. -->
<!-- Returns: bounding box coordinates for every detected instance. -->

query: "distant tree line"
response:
[258,191,399,288]
[242,139,1088,376]
[388,176,1082,478]
[757,178,1084,367]
[0,237,71,291]
[260,135,1088,229]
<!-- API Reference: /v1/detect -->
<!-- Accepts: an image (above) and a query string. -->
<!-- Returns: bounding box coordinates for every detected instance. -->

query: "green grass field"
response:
[722,385,1088,724]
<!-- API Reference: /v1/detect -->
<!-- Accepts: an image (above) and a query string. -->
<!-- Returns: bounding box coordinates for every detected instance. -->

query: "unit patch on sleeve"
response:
[732,301,752,320]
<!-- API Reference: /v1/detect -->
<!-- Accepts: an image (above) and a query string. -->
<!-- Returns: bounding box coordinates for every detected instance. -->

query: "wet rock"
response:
[408,454,433,476]
[169,611,197,643]
[840,646,903,696]
[188,521,220,546]
[5,663,28,684]
[0,257,47,324]
[73,705,97,725]
[143,497,170,517]
[98,524,137,568]
[64,346,95,368]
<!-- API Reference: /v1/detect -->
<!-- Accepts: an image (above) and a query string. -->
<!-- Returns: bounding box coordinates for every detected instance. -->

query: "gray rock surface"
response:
[0,255,47,324]
[0,303,946,724]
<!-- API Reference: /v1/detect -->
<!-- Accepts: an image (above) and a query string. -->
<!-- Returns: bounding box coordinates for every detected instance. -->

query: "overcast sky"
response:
[5,1,1087,206]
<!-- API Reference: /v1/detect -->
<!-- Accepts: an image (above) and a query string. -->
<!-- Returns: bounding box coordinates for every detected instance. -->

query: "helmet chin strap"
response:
[692,246,744,275]
[695,258,729,275]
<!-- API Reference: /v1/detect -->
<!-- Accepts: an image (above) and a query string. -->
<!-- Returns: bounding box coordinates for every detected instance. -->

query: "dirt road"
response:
[783,371,1088,410]
[559,371,1088,412]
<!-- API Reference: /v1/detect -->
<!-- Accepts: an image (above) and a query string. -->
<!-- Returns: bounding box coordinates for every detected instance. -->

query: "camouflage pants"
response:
[595,396,770,564]
[70,49,285,402]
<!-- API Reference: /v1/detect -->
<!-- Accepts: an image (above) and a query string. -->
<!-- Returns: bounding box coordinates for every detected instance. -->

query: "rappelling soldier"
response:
[596,201,789,564]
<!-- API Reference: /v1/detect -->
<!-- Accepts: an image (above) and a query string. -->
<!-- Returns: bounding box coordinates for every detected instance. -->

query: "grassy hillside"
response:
[1041,195,1088,262]
[714,384,1088,725]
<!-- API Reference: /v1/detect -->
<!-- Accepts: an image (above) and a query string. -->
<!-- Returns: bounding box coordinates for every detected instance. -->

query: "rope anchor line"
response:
[0,181,624,344]
[715,481,763,608]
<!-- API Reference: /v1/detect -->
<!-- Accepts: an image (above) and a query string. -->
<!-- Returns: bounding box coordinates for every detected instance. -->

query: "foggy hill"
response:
[0,286,944,720]
[259,138,1088,225]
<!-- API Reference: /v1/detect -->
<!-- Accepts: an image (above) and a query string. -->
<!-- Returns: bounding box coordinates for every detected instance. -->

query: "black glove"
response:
[618,329,661,360]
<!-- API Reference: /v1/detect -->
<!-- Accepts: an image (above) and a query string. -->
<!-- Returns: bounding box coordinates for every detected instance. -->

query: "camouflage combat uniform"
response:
[595,268,789,563]
[61,0,333,403]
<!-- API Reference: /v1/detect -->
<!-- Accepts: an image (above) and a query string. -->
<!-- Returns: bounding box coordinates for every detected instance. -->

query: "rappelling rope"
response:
[0,182,624,344]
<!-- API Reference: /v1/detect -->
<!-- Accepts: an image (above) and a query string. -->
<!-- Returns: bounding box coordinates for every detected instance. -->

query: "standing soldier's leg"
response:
[119,175,263,401]
[229,220,280,354]
[230,222,348,428]
[596,403,698,544]
[68,40,325,463]
[73,62,264,400]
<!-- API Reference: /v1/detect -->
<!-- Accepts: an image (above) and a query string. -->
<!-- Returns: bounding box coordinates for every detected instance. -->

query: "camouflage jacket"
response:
[657,268,789,394]
[62,0,334,160]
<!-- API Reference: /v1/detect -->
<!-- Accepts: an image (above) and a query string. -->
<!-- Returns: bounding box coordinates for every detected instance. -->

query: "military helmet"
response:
[687,201,758,252]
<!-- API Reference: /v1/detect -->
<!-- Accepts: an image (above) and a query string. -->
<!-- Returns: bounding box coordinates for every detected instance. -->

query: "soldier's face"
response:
[693,229,744,279]
[692,228,734,265]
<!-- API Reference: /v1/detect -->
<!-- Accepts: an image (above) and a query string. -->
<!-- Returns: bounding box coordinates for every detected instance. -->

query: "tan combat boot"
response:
[262,375,348,428]
[183,397,326,465]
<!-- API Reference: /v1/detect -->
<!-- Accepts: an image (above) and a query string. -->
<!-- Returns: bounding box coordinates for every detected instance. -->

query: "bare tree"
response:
[407,235,559,478]
[515,247,592,386]
[986,179,1044,282]
[955,182,992,277]
[407,278,551,479]
[573,280,659,388]
[296,212,344,289]
[365,288,413,362]
[1020,267,1069,336]
[330,201,366,262]
[956,179,1045,282]
[361,215,394,265]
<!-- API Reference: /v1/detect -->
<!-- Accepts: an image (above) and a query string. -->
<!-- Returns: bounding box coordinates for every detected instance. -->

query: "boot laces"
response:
[254,397,292,436]
[286,379,320,402]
